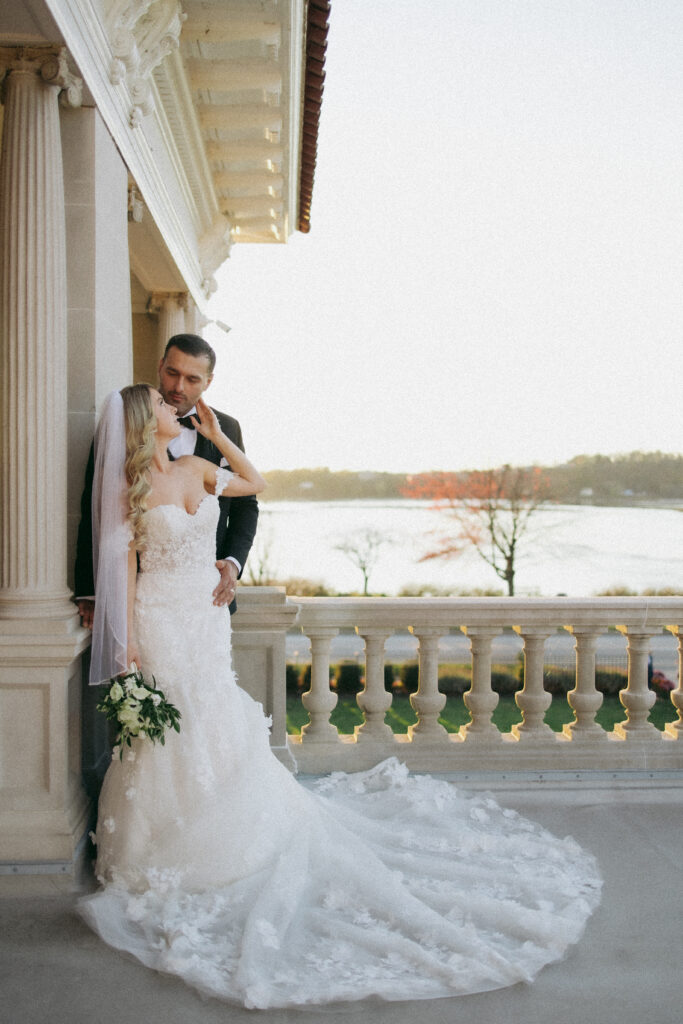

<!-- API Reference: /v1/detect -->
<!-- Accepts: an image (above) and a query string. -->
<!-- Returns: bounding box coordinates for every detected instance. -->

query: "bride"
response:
[79,384,602,1009]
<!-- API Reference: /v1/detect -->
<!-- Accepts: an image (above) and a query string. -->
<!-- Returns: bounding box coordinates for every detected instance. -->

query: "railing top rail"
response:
[293,596,683,632]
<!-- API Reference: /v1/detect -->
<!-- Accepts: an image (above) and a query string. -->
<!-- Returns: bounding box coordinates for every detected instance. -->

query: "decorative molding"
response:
[201,276,218,299]
[42,0,308,306]
[147,290,188,314]
[152,48,217,230]
[102,0,186,124]
[39,0,209,305]
[127,184,144,222]
[199,214,234,285]
[0,46,82,107]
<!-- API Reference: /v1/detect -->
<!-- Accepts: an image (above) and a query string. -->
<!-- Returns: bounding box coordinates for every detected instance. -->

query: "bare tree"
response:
[334,528,391,596]
[403,466,550,596]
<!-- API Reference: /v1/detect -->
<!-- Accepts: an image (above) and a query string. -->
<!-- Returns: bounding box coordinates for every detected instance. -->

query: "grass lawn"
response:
[286,693,678,736]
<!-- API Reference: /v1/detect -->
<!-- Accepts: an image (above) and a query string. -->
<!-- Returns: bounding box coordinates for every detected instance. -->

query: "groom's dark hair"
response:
[164,334,216,374]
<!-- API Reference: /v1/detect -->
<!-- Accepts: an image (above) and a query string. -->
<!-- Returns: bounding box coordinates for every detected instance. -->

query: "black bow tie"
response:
[177,415,196,430]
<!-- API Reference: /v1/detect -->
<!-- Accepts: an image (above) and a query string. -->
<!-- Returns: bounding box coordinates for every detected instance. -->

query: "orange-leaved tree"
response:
[402,466,551,596]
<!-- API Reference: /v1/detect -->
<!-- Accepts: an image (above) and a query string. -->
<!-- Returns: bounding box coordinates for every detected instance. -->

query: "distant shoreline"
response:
[260,495,683,511]
[259,455,683,507]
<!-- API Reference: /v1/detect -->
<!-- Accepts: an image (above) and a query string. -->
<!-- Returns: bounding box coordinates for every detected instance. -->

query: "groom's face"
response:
[158,347,214,417]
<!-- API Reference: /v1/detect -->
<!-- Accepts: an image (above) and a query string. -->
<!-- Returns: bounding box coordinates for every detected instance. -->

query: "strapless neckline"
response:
[147,492,217,518]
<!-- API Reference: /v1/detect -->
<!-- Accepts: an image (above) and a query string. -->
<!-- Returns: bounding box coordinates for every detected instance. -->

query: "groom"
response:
[74,334,259,626]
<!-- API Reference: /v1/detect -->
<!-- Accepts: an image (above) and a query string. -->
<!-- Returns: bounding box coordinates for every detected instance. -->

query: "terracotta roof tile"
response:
[298,0,331,233]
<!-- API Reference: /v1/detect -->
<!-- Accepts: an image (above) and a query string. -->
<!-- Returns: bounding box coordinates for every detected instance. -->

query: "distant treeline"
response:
[261,452,683,505]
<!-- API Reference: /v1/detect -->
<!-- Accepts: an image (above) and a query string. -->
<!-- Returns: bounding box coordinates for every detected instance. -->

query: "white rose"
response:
[109,681,124,702]
[131,685,149,700]
[118,706,141,729]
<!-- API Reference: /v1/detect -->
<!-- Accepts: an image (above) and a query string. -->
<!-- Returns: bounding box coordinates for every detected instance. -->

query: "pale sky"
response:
[207,0,683,473]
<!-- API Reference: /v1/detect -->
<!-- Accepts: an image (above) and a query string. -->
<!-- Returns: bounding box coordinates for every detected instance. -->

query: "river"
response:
[251,500,683,598]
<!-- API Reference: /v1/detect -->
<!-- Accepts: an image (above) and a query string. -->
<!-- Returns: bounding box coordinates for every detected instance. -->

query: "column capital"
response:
[147,291,188,314]
[0,46,82,107]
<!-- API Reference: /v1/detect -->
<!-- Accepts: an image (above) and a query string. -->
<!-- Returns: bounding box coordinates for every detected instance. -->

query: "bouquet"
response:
[97,665,181,759]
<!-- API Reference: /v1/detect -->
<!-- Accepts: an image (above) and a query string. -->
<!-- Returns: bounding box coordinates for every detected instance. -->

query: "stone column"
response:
[0,48,90,887]
[150,292,187,358]
[184,299,208,337]
[0,49,81,620]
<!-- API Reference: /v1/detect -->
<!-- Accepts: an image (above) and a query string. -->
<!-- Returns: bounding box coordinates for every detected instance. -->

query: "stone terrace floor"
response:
[1,780,680,1024]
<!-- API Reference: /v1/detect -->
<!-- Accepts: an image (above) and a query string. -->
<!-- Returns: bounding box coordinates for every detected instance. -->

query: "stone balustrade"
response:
[232,590,683,775]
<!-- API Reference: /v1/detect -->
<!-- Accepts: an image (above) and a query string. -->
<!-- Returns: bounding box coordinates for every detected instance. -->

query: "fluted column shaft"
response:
[153,292,187,358]
[184,299,208,337]
[0,53,74,618]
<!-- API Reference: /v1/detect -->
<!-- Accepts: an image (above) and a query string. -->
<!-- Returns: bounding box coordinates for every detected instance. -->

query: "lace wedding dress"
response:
[79,474,602,1009]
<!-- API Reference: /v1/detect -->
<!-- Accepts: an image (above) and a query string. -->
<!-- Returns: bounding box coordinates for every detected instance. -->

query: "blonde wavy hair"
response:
[120,383,156,548]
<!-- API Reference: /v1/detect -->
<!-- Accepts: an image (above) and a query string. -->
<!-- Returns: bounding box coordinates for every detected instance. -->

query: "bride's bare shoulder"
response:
[173,455,206,473]
[174,455,218,492]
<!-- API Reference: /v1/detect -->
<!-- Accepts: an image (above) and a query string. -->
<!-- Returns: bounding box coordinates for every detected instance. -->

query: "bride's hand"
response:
[127,642,141,670]
[192,398,222,443]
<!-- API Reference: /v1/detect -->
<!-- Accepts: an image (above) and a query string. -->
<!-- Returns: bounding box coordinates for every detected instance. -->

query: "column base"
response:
[0,620,92,888]
[0,829,93,896]
[0,590,77,620]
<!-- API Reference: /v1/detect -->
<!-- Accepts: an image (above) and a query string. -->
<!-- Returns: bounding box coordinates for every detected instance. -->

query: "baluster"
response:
[511,628,554,740]
[355,629,394,743]
[460,627,502,741]
[614,629,659,740]
[300,628,340,744]
[408,629,448,742]
[665,625,683,739]
[563,627,607,741]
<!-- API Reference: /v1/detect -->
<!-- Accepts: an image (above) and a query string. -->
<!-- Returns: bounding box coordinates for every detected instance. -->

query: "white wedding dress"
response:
[79,476,602,1009]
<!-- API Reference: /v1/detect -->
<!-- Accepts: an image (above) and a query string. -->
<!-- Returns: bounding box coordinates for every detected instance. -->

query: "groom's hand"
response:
[77,599,95,629]
[213,560,238,606]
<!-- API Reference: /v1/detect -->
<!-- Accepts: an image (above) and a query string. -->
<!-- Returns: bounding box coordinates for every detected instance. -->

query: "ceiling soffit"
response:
[178,0,304,245]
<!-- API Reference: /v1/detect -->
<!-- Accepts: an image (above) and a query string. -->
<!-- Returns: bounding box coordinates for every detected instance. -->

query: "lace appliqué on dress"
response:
[213,466,233,496]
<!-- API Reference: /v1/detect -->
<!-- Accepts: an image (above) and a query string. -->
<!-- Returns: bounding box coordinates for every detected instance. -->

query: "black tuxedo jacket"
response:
[74,407,259,613]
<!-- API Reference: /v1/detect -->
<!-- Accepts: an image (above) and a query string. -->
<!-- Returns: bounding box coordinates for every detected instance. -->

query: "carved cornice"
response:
[199,215,234,285]
[0,46,83,107]
[102,0,186,125]
[198,214,235,298]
